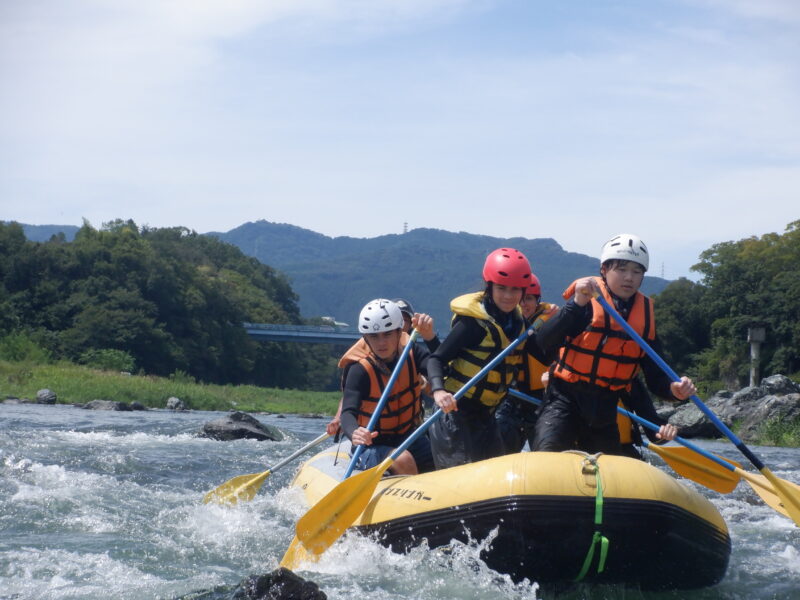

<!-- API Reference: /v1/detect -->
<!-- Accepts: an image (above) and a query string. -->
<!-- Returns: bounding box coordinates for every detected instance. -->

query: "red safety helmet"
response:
[525,274,542,297]
[482,248,532,288]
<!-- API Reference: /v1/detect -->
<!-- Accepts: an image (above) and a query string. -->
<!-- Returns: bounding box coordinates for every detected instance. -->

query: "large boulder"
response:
[668,402,722,439]
[199,411,284,442]
[737,393,800,440]
[166,396,187,411]
[36,389,57,404]
[667,375,800,440]
[760,374,800,396]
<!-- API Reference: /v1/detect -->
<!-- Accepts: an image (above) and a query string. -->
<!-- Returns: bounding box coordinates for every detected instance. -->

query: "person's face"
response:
[602,261,645,300]
[364,329,401,361]
[492,283,524,314]
[520,293,540,319]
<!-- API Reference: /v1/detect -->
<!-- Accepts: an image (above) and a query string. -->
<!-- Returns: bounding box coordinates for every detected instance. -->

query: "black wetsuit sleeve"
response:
[627,377,666,420]
[426,317,486,392]
[412,343,432,376]
[340,362,371,440]
[627,377,668,443]
[641,336,675,400]
[424,335,441,353]
[534,299,592,356]
[522,330,554,364]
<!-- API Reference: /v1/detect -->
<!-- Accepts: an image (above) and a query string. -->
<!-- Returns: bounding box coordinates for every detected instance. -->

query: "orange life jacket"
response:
[552,277,656,392]
[338,333,424,436]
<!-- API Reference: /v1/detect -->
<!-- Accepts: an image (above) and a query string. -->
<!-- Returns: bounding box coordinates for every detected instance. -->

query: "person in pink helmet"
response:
[495,275,559,453]
[425,248,550,469]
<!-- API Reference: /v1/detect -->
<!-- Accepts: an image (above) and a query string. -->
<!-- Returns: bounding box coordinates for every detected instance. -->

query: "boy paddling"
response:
[533,234,694,455]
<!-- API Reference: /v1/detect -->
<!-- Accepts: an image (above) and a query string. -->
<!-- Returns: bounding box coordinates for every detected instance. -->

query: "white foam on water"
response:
[272,480,313,519]
[48,429,216,455]
[0,547,224,600]
[286,526,540,600]
[775,544,800,574]
[147,481,305,577]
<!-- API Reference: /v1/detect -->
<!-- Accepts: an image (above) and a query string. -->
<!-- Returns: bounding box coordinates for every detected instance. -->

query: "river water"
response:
[0,403,798,600]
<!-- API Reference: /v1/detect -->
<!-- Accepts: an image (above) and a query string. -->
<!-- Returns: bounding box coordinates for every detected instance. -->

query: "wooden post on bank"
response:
[747,326,766,387]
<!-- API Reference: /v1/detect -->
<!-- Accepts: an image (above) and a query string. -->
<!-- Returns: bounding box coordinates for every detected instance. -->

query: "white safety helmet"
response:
[600,233,649,271]
[358,299,404,334]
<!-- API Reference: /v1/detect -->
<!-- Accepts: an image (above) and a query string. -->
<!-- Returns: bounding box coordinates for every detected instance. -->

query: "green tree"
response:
[691,220,800,386]
[653,277,710,374]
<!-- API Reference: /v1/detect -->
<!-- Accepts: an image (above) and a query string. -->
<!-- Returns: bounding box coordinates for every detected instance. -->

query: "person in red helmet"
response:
[495,275,559,453]
[425,248,550,469]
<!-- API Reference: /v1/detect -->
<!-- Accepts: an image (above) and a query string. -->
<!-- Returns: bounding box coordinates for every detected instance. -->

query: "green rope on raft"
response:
[575,457,609,581]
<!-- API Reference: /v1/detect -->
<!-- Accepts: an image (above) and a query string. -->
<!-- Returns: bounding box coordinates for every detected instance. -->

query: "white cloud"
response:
[689,0,800,23]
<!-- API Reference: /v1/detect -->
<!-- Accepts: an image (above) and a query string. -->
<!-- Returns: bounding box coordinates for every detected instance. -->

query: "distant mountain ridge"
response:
[209,220,670,331]
[16,223,80,242]
[15,219,669,330]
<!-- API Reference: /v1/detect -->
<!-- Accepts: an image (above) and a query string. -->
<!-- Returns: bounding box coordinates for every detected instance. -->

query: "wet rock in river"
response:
[83,399,133,411]
[199,411,284,441]
[233,569,326,599]
[36,388,57,404]
[175,568,326,600]
[3,397,33,404]
[166,396,187,410]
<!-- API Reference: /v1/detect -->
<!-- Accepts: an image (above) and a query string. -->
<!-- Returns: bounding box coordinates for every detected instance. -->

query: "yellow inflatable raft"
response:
[291,448,730,590]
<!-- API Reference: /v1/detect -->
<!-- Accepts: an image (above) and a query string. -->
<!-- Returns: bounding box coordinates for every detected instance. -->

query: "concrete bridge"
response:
[243,322,361,344]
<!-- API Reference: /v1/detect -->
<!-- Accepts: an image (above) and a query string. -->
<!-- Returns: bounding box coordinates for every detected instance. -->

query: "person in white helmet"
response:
[325,297,441,435]
[335,299,434,474]
[532,234,693,455]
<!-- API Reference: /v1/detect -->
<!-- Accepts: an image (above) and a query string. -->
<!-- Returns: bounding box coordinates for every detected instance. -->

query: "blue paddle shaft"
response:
[387,323,536,462]
[344,329,420,479]
[593,294,766,471]
[508,388,737,474]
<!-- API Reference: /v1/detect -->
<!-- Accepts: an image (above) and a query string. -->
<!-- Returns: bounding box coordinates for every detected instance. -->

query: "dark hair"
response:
[601,259,644,272]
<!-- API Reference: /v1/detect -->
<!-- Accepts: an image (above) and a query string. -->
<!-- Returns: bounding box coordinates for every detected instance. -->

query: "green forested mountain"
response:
[210,221,670,331]
[0,220,338,389]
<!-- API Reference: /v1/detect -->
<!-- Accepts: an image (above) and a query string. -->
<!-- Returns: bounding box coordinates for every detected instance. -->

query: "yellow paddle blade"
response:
[757,468,800,526]
[279,536,320,570]
[295,457,394,556]
[735,470,791,519]
[203,470,271,505]
[646,444,741,494]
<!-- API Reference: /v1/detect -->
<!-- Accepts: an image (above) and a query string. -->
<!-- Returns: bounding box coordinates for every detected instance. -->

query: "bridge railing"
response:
[243,322,361,344]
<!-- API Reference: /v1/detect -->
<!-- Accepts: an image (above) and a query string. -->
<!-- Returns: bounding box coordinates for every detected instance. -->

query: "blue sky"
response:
[1,0,798,280]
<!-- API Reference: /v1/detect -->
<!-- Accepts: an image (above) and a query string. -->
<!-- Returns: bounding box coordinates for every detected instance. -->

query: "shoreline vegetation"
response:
[0,360,340,415]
